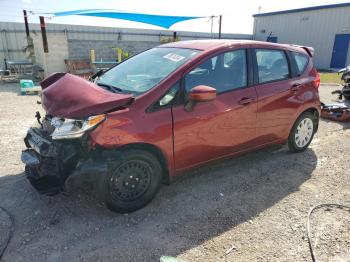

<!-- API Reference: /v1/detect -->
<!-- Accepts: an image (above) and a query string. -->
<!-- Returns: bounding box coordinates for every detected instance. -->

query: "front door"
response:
[330,34,350,68]
[172,49,258,171]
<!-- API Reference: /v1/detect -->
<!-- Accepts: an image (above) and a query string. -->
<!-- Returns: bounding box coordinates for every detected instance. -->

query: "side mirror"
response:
[189,85,216,102]
[185,85,216,112]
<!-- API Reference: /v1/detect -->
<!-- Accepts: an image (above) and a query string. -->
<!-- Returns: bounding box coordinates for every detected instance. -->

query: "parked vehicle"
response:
[21,40,321,213]
[333,65,350,100]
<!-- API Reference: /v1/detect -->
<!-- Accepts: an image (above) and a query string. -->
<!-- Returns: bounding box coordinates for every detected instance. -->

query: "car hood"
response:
[40,73,134,118]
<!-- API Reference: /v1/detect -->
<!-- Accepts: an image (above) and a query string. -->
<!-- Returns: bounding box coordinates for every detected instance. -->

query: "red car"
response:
[22,40,321,213]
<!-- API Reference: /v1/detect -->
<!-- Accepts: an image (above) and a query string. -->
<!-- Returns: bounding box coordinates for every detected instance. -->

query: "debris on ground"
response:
[225,244,237,255]
[321,103,350,122]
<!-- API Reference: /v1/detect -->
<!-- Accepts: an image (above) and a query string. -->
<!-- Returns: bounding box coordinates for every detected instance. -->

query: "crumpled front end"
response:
[22,117,84,195]
[21,72,134,195]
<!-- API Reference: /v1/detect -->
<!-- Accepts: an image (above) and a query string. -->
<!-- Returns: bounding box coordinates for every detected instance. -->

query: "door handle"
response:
[238,97,255,105]
[291,83,301,92]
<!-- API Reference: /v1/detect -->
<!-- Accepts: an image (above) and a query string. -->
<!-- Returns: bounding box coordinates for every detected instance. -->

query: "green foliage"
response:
[319,73,341,84]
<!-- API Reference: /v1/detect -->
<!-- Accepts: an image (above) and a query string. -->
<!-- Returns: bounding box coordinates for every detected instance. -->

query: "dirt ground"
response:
[0,82,349,262]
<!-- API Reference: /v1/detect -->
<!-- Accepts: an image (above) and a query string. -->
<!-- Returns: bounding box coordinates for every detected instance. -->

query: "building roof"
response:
[253,2,350,17]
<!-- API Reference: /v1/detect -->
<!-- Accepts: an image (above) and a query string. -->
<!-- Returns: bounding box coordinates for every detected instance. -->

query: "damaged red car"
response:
[21,40,321,213]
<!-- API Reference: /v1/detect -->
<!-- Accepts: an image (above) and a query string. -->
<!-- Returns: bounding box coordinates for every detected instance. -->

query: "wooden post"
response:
[173,31,177,42]
[23,10,30,37]
[39,16,48,53]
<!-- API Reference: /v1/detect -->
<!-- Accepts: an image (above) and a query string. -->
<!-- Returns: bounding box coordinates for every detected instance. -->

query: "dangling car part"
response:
[332,65,350,100]
[321,102,350,122]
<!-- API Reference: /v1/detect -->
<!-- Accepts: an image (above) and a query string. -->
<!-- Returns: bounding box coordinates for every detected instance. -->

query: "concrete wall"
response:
[0,21,253,71]
[32,33,69,75]
[68,40,158,61]
[253,6,350,69]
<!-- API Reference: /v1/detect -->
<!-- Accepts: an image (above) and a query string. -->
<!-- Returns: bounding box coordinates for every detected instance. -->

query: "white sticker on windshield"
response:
[163,53,185,62]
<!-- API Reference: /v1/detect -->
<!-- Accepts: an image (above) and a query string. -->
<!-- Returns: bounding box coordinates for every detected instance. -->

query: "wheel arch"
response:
[298,107,320,132]
[117,143,171,185]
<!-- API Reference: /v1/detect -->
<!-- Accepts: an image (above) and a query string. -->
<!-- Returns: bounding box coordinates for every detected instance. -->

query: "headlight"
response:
[51,114,105,140]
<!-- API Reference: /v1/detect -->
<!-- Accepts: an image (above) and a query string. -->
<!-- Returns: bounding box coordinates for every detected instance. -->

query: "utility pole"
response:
[39,16,48,53]
[218,15,222,39]
[210,15,215,38]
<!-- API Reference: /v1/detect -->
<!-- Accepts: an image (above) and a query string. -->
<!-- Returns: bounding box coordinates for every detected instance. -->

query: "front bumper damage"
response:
[21,126,108,195]
[22,127,80,195]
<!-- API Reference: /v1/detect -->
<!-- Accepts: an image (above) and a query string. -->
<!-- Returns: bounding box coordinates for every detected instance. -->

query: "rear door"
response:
[172,49,258,171]
[253,48,302,144]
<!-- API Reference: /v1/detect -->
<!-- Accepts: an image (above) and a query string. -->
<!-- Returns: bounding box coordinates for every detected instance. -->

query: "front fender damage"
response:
[64,157,108,196]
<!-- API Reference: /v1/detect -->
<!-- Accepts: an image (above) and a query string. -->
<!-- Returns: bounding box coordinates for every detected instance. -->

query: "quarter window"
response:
[256,49,290,83]
[185,49,247,94]
[293,52,309,75]
[154,82,179,109]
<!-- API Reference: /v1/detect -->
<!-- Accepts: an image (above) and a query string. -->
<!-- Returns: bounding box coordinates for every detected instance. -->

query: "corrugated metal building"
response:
[253,3,350,69]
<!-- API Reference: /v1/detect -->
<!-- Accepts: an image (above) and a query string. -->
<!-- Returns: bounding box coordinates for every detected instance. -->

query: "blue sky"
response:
[0,0,347,33]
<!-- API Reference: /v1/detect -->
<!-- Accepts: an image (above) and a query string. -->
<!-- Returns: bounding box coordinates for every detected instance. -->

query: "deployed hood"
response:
[40,73,134,118]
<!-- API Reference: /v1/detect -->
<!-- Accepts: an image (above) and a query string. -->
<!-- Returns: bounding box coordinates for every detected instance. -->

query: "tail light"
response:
[311,69,320,89]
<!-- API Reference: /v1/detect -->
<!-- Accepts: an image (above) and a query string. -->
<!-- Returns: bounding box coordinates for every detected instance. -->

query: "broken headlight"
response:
[51,114,105,140]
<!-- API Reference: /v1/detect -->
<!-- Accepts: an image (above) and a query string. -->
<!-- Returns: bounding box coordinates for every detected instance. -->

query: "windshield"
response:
[97,47,200,95]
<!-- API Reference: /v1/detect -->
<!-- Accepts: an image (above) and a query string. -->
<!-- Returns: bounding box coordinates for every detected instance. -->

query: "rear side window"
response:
[292,52,309,75]
[255,49,289,84]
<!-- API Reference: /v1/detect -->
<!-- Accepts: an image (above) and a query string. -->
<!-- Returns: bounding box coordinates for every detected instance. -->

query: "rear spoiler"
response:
[288,44,314,57]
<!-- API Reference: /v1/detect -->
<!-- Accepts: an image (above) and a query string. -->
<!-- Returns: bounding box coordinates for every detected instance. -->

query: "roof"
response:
[253,2,350,17]
[160,40,247,50]
[159,40,308,53]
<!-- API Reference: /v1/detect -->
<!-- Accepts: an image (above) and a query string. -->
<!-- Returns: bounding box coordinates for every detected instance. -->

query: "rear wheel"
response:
[288,112,316,153]
[102,149,162,213]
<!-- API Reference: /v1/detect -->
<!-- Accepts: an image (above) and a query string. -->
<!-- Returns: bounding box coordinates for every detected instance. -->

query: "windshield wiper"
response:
[91,69,105,80]
[96,82,124,93]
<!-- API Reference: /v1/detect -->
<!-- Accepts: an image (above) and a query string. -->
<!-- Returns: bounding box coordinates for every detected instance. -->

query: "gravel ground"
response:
[0,82,349,262]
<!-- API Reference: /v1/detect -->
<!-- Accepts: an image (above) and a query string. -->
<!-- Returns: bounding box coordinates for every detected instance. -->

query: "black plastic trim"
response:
[146,81,181,113]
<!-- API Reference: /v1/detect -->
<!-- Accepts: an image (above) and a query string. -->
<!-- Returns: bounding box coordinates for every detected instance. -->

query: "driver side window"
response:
[184,49,247,94]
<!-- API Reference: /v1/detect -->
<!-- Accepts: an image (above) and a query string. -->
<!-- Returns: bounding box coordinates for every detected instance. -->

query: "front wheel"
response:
[101,149,162,213]
[288,112,316,153]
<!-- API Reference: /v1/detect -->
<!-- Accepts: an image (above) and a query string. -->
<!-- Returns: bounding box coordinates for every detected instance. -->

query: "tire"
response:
[288,112,317,153]
[101,149,162,213]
